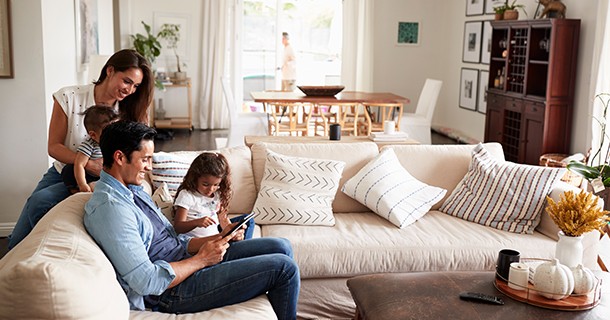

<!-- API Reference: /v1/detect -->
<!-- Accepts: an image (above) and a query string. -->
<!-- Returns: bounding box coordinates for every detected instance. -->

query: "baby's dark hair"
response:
[82,106,119,132]
[176,152,233,215]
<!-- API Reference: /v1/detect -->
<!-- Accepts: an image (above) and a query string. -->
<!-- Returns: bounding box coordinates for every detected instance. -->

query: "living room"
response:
[1,1,610,318]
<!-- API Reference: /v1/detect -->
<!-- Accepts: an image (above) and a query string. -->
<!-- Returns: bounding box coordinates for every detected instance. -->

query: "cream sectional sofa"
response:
[0,142,600,320]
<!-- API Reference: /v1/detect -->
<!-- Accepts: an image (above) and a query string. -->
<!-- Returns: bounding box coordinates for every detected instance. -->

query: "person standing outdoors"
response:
[281,32,297,91]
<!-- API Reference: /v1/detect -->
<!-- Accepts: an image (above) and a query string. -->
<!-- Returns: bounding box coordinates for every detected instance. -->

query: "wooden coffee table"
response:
[347,271,610,320]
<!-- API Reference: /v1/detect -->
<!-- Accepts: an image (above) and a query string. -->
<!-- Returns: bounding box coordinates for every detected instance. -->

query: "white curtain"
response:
[198,1,230,129]
[590,0,610,166]
[341,0,374,92]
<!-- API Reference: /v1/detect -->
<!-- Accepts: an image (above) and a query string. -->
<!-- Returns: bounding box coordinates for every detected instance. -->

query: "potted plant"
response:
[130,21,164,89]
[158,23,187,82]
[546,190,609,267]
[502,0,526,20]
[493,5,506,20]
[568,93,610,208]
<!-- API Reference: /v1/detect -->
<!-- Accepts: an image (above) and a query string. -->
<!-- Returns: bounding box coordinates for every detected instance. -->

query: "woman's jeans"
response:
[8,167,71,249]
[157,237,300,320]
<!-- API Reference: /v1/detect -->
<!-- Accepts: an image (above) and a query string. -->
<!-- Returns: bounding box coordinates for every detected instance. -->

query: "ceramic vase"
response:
[503,10,519,20]
[555,231,583,268]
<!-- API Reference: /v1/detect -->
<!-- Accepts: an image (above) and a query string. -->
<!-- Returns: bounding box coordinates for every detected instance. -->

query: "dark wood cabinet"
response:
[484,19,580,164]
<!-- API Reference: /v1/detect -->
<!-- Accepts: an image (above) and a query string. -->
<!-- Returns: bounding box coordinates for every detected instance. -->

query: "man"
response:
[281,32,297,91]
[84,121,299,319]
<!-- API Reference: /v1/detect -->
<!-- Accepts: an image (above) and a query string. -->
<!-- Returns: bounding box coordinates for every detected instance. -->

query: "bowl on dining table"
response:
[297,85,345,97]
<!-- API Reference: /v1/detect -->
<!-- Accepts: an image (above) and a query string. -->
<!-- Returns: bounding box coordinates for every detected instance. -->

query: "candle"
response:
[384,121,395,135]
[508,262,529,291]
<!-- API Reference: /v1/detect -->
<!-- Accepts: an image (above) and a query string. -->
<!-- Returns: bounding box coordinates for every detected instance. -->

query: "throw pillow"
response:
[252,150,346,226]
[151,182,174,221]
[341,148,447,228]
[439,143,565,234]
[150,152,192,197]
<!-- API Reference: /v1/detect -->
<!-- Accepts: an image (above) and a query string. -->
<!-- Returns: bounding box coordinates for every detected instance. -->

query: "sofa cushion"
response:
[439,143,565,234]
[0,193,130,320]
[152,181,173,221]
[251,142,379,213]
[342,148,446,228]
[384,143,505,210]
[252,149,345,225]
[149,146,257,214]
[261,211,562,279]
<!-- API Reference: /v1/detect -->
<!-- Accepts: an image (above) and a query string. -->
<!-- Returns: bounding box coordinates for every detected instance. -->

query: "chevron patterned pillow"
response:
[253,150,346,226]
[342,148,447,228]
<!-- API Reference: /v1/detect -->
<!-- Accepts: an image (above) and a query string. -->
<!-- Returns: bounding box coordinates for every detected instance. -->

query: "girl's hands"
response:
[220,221,246,242]
[196,216,216,228]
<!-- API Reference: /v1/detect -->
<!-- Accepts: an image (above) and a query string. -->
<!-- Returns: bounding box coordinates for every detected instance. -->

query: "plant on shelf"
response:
[568,93,610,190]
[158,23,187,81]
[130,21,164,89]
[546,190,609,237]
[496,0,527,20]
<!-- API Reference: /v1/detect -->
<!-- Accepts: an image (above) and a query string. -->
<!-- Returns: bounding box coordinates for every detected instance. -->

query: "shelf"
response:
[529,60,549,65]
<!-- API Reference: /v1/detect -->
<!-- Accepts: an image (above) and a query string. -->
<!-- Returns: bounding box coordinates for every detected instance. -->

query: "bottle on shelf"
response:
[494,70,501,89]
[499,67,505,88]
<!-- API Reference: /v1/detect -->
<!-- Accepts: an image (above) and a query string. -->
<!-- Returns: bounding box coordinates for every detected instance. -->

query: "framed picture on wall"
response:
[75,0,99,72]
[466,0,485,16]
[478,70,489,114]
[462,21,483,63]
[0,0,13,78]
[485,0,505,14]
[459,68,479,111]
[481,20,492,64]
[396,21,420,46]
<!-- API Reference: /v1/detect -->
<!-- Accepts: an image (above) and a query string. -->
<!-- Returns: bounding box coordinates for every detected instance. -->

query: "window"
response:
[240,0,342,111]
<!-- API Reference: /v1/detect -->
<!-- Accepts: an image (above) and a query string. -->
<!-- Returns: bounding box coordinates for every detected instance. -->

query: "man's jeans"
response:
[157,237,300,320]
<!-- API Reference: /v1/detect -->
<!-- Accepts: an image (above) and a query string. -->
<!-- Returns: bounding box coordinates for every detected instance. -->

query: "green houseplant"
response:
[158,23,186,80]
[130,21,164,89]
[499,0,526,20]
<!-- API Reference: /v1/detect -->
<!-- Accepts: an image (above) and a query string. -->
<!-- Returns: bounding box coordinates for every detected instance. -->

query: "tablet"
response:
[223,212,256,238]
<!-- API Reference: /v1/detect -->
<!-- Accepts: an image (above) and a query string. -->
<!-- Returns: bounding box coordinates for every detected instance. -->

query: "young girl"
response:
[173,152,254,239]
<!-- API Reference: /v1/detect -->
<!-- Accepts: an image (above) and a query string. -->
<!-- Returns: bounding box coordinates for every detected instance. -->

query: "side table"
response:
[347,271,609,320]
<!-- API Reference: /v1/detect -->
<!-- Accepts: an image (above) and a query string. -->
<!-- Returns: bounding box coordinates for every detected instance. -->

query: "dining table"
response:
[250,90,410,136]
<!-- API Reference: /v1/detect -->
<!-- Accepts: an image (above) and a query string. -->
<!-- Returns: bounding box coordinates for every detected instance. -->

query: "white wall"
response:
[0,0,114,233]
[373,0,600,154]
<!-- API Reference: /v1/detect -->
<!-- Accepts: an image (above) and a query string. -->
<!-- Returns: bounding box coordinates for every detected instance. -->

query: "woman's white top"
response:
[51,84,118,173]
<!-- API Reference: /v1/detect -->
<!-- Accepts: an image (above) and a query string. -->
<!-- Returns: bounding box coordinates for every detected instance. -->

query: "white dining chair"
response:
[219,77,268,148]
[399,79,442,144]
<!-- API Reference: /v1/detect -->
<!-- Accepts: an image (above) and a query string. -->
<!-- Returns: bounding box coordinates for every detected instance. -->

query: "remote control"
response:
[459,292,504,305]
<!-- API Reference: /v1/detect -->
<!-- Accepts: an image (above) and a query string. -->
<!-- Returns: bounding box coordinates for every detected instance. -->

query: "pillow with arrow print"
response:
[252,149,346,226]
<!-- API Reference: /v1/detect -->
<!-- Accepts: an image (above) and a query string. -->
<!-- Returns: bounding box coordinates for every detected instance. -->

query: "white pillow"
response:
[342,148,447,228]
[151,182,174,221]
[252,150,345,225]
[439,143,565,234]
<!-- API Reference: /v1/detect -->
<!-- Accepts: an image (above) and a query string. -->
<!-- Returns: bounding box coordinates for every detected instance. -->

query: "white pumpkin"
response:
[571,264,596,294]
[533,259,574,300]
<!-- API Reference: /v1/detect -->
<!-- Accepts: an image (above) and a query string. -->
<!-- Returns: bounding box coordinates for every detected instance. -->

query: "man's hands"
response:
[194,235,230,267]
[85,158,103,177]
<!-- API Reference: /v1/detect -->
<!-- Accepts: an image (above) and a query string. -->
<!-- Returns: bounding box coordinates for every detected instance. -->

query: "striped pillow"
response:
[439,143,565,234]
[252,150,345,226]
[150,152,194,196]
[341,148,447,228]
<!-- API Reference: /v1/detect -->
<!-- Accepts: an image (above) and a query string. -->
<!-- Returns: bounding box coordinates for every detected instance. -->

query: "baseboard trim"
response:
[0,223,14,237]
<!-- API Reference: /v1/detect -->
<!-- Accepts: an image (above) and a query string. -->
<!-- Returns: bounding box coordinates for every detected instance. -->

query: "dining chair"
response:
[360,103,403,136]
[314,103,362,136]
[399,78,443,144]
[267,102,313,136]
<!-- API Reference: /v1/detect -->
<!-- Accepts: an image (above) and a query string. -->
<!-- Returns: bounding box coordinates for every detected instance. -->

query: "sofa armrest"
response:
[536,181,602,269]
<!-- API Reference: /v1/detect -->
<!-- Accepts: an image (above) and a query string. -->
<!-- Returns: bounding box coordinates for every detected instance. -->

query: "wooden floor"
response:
[0,129,456,259]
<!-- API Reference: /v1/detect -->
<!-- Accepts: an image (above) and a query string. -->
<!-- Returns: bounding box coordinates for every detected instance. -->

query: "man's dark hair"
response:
[100,121,156,169]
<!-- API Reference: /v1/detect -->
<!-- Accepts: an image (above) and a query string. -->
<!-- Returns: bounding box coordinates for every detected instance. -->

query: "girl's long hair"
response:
[175,152,232,216]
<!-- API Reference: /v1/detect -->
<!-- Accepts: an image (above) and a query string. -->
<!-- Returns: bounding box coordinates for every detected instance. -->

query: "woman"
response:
[8,49,154,249]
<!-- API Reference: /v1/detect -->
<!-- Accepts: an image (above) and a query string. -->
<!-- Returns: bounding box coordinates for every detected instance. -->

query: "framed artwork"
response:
[0,0,13,78]
[396,21,420,46]
[466,0,485,16]
[478,70,489,114]
[481,20,492,64]
[485,0,504,14]
[459,68,479,111]
[154,12,191,61]
[462,21,483,63]
[75,0,99,72]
